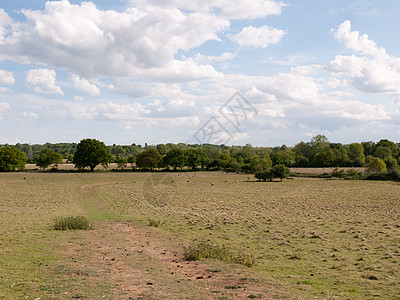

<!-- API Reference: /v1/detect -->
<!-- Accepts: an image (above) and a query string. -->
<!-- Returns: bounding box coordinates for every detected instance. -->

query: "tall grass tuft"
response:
[54,216,92,230]
[147,218,163,227]
[184,240,255,267]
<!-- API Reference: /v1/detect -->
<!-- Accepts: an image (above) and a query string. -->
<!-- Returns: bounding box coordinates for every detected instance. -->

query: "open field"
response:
[1,172,399,299]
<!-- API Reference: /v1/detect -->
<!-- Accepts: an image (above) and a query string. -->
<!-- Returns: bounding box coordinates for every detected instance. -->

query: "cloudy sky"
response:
[1,0,400,146]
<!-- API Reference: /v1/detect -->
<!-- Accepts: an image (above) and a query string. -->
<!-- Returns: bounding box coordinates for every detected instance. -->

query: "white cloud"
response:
[0,9,12,44]
[0,1,228,82]
[290,65,320,76]
[194,52,236,64]
[0,70,15,85]
[67,101,150,120]
[232,25,286,48]
[0,102,10,119]
[329,21,400,95]
[71,74,100,96]
[26,68,64,95]
[73,96,84,101]
[332,20,381,56]
[321,99,389,121]
[259,73,320,104]
[22,112,39,119]
[129,0,284,19]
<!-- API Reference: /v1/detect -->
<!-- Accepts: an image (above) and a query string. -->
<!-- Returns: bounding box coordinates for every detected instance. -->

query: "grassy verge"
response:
[0,173,113,298]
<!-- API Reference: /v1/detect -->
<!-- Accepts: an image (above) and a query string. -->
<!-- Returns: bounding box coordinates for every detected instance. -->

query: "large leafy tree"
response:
[35,148,63,170]
[272,164,291,181]
[365,156,387,174]
[73,139,112,171]
[0,146,27,171]
[184,149,209,170]
[136,148,162,170]
[248,152,272,172]
[163,148,186,170]
[348,143,365,166]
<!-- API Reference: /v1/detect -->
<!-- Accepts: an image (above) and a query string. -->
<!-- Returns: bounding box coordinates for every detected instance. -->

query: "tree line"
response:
[0,135,399,177]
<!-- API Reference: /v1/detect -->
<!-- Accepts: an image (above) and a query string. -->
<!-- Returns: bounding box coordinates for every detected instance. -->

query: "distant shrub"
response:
[184,240,254,267]
[345,169,364,180]
[318,172,332,178]
[254,169,273,182]
[331,167,345,179]
[388,170,400,181]
[54,216,92,230]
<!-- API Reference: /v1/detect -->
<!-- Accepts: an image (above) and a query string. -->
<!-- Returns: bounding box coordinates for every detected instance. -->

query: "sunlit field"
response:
[1,171,399,299]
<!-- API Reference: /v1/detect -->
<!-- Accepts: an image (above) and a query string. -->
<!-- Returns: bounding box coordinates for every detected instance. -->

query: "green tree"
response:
[375,139,399,157]
[136,148,162,170]
[249,153,272,172]
[164,148,186,170]
[374,146,393,161]
[73,138,112,171]
[312,147,335,167]
[385,157,398,172]
[0,146,27,171]
[332,145,350,166]
[348,143,365,166]
[366,156,387,174]
[272,150,296,166]
[310,134,329,147]
[185,149,209,170]
[255,168,274,182]
[127,155,136,168]
[294,141,312,162]
[361,141,375,156]
[35,148,63,170]
[116,156,128,170]
[272,164,290,181]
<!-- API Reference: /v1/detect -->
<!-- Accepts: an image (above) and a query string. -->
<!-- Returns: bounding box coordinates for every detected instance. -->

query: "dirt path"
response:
[62,182,291,299]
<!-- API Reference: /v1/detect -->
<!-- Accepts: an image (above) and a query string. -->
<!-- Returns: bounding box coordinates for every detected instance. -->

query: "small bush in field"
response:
[331,167,345,179]
[148,218,163,227]
[345,169,364,180]
[54,216,92,230]
[184,240,254,267]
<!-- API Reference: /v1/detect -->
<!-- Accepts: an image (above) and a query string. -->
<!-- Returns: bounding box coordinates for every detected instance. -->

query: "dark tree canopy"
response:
[35,148,63,169]
[163,148,186,170]
[0,146,27,172]
[73,139,112,171]
[184,149,208,170]
[136,148,162,170]
[272,164,291,181]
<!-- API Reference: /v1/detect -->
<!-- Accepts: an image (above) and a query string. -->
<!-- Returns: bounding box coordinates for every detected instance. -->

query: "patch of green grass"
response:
[207,268,222,273]
[54,216,92,230]
[225,284,244,289]
[247,294,263,298]
[184,239,254,267]
[148,218,163,227]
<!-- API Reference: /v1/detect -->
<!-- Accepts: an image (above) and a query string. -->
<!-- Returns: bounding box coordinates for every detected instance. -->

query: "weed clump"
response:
[147,218,163,227]
[54,216,92,230]
[184,240,255,267]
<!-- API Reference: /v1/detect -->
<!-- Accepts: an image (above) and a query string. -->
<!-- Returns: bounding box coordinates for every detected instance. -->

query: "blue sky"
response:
[1,0,400,146]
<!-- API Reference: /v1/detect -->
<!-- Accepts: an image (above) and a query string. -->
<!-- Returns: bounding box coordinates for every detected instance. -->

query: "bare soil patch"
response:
[57,180,291,299]
[66,221,289,299]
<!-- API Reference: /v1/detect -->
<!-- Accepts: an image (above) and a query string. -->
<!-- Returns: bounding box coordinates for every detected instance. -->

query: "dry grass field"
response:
[1,171,399,299]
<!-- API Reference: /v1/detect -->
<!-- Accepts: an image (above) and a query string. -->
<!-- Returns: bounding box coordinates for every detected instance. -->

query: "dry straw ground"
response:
[0,171,399,299]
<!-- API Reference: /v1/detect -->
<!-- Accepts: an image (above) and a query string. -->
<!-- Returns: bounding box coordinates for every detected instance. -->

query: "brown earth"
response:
[59,182,291,299]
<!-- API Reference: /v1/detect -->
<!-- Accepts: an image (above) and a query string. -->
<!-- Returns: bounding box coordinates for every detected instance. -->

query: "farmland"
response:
[1,171,400,299]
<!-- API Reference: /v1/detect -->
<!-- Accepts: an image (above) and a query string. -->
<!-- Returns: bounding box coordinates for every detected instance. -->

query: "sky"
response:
[1,0,400,146]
